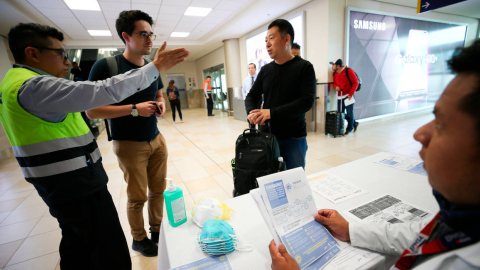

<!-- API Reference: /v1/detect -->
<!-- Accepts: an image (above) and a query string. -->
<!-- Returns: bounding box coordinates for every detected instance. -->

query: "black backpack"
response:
[232,123,284,196]
[345,67,362,92]
[102,56,151,141]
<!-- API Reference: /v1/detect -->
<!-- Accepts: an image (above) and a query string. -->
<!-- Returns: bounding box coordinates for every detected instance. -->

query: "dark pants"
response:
[207,94,214,115]
[278,137,308,170]
[48,187,131,270]
[337,98,356,132]
[169,99,182,121]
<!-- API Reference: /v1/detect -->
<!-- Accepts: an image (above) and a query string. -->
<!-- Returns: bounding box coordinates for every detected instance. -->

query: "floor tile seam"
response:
[0,214,43,228]
[165,120,232,177]
[0,238,25,269]
[5,250,58,268]
[26,215,54,238]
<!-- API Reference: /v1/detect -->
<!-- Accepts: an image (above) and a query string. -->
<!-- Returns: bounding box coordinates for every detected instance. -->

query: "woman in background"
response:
[166,80,183,124]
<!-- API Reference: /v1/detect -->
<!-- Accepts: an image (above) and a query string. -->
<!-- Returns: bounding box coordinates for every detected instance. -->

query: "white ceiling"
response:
[23,0,255,42]
[1,0,479,61]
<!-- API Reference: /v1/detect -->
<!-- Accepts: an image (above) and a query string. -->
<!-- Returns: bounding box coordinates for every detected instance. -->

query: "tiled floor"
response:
[0,108,433,269]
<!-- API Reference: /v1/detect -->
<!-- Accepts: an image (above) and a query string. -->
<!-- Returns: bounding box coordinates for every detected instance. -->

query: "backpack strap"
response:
[345,67,353,86]
[103,56,118,142]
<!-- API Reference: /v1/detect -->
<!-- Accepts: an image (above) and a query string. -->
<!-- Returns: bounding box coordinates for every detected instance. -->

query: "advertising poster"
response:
[347,10,467,119]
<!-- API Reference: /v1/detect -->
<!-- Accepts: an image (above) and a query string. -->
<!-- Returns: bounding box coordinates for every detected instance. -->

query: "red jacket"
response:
[333,66,359,97]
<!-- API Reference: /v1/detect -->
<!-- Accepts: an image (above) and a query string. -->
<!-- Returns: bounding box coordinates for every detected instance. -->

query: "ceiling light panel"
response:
[184,7,212,17]
[88,30,112,36]
[64,0,101,11]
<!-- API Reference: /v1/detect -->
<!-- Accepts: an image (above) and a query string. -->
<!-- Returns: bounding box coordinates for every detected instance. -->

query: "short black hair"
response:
[292,43,301,50]
[116,10,153,44]
[248,63,256,69]
[268,19,294,47]
[206,76,211,79]
[448,39,480,140]
[8,23,64,63]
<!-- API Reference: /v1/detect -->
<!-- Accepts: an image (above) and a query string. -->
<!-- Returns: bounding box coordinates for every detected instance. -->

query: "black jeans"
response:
[169,99,182,121]
[337,98,356,132]
[48,187,131,270]
[207,93,214,115]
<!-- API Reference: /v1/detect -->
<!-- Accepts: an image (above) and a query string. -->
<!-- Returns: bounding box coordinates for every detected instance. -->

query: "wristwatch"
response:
[131,104,138,117]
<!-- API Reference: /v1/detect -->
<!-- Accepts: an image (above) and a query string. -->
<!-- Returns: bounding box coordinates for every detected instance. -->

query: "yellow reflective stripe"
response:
[12,132,94,157]
[20,148,101,178]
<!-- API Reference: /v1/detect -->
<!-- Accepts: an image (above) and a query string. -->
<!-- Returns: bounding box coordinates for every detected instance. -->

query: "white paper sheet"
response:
[250,188,282,245]
[256,168,339,269]
[345,194,432,223]
[322,241,381,270]
[343,96,355,106]
[375,155,427,176]
[308,173,368,204]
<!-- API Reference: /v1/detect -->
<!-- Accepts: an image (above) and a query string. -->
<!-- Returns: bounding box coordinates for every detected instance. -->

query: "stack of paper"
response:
[251,168,340,269]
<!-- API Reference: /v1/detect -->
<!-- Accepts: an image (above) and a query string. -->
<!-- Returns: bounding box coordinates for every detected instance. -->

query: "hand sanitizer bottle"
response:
[163,178,187,227]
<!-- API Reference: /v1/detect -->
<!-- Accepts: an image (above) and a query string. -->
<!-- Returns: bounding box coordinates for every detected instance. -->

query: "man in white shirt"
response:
[269,40,480,270]
[242,63,257,100]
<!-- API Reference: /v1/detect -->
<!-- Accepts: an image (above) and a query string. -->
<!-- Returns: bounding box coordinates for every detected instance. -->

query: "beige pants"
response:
[113,134,168,241]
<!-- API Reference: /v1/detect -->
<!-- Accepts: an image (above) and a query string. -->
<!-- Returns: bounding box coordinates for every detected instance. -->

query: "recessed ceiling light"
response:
[184,7,212,17]
[170,32,190,37]
[64,0,101,11]
[88,30,112,36]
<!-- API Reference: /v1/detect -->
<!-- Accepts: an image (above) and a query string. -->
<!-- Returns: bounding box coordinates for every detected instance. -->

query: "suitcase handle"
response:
[247,119,272,133]
[247,119,255,129]
[243,128,260,136]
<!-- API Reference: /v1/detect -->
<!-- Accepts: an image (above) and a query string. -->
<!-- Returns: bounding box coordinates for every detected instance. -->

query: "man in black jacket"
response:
[245,19,316,170]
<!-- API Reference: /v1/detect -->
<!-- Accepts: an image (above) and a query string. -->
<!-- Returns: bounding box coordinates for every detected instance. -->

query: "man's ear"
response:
[122,32,130,43]
[285,34,291,47]
[24,47,41,63]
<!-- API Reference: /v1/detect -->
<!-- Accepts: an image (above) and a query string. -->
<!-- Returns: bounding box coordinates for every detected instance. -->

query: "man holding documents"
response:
[330,59,359,135]
[270,41,480,269]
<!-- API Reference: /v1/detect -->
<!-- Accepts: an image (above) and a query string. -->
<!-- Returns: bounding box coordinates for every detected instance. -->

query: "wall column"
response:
[223,38,243,116]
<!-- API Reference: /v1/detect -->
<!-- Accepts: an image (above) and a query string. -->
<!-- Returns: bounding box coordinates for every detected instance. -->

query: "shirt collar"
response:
[13,64,53,76]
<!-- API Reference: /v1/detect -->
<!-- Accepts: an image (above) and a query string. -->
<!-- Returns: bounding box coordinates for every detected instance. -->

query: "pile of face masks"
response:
[197,219,237,255]
[191,198,234,228]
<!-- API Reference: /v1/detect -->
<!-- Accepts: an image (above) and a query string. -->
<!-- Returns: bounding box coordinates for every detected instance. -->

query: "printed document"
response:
[256,168,338,269]
[345,194,431,223]
[375,155,427,176]
[308,173,368,204]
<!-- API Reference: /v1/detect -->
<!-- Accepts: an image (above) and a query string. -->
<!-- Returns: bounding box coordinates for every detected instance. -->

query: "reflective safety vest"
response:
[0,67,108,204]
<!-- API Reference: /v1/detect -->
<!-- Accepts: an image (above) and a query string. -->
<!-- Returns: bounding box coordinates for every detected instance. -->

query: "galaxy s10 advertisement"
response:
[347,10,467,119]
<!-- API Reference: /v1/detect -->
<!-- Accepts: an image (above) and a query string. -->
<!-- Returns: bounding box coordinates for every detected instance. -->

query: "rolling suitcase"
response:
[325,92,345,138]
[231,121,284,197]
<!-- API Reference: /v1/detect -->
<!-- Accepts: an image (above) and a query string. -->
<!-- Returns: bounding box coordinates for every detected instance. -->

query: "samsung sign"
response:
[353,19,386,31]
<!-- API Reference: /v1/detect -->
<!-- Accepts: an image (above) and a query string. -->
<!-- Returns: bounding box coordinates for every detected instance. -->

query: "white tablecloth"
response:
[158,152,439,270]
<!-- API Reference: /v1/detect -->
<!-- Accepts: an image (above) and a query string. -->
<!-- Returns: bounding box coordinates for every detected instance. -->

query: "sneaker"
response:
[172,121,176,124]
[353,122,359,132]
[150,228,159,244]
[180,119,184,123]
[208,114,215,116]
[132,237,158,257]
[344,130,352,135]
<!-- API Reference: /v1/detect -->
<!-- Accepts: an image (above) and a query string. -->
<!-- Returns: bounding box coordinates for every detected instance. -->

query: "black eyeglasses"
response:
[133,32,156,41]
[32,47,69,61]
